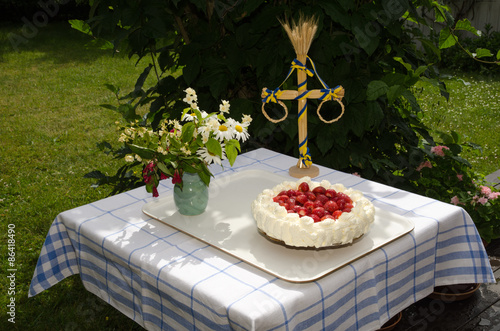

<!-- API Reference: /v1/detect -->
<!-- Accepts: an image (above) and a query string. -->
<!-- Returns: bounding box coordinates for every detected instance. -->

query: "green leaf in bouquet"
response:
[192,107,203,122]
[206,138,223,157]
[225,139,241,166]
[145,182,154,194]
[168,132,182,149]
[182,107,193,120]
[181,162,200,173]
[192,135,204,148]
[156,162,173,177]
[181,122,195,143]
[198,164,213,187]
[127,144,156,160]
[217,113,227,122]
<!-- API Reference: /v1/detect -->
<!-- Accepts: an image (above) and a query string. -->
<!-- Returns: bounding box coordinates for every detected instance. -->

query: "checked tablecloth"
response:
[29,148,495,330]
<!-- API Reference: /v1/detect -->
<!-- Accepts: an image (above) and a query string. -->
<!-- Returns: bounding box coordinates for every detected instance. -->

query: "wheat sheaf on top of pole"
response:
[261,15,346,178]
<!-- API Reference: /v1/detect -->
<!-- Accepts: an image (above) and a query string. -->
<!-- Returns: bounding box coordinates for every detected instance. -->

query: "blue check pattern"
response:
[29,148,495,330]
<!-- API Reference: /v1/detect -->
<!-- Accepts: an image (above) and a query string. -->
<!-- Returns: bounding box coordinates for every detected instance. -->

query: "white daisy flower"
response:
[182,111,197,122]
[226,118,249,142]
[214,122,235,141]
[124,154,135,162]
[233,121,250,142]
[196,146,226,166]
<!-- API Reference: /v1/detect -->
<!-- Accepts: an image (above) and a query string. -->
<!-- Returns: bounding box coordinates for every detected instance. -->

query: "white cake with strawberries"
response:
[251,177,375,248]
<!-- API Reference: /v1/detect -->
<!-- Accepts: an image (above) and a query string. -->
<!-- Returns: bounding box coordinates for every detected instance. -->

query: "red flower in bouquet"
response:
[172,170,182,185]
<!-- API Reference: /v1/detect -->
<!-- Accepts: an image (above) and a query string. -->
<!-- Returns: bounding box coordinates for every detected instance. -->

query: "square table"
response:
[29,148,495,330]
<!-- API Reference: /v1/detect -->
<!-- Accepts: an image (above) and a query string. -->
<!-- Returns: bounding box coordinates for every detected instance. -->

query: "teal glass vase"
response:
[173,172,209,216]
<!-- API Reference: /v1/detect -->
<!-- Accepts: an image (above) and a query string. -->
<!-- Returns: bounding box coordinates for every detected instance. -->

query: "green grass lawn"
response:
[416,71,500,176]
[0,21,148,330]
[0,21,498,330]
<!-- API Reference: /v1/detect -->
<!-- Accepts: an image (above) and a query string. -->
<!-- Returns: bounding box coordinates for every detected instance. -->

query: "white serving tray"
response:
[142,170,414,282]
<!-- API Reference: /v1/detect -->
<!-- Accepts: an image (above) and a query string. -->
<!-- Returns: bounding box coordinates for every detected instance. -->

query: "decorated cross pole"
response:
[261,16,346,178]
[296,51,310,175]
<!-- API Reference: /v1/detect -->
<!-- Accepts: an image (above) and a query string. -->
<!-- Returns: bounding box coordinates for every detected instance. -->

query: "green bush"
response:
[76,0,449,187]
[410,132,500,242]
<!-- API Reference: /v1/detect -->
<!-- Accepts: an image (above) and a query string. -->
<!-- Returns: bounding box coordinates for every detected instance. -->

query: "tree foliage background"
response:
[75,0,463,192]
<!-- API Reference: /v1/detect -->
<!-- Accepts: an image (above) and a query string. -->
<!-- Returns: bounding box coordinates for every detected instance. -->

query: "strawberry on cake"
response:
[251,176,375,248]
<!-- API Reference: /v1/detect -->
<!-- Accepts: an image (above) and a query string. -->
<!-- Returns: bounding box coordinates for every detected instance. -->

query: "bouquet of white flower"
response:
[118,88,252,196]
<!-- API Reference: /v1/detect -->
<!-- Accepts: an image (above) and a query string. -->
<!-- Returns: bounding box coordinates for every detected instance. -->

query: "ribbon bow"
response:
[319,85,344,101]
[262,88,283,104]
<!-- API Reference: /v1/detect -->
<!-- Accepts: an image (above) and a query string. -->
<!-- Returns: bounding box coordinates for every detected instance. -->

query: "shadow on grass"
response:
[0,21,129,65]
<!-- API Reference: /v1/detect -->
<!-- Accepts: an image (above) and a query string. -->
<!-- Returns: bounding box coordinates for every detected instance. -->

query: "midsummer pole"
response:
[281,16,320,178]
[261,15,346,178]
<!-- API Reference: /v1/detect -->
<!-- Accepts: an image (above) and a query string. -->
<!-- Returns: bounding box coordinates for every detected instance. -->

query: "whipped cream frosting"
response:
[251,176,375,248]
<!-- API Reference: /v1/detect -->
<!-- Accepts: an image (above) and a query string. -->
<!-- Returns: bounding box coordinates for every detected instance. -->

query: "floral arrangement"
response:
[413,141,500,242]
[118,88,252,197]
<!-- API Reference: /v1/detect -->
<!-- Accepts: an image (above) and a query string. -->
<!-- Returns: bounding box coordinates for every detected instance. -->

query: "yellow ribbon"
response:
[262,88,283,104]
[320,86,344,101]
[291,59,314,77]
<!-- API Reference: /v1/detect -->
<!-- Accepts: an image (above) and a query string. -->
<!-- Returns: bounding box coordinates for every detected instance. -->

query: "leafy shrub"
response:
[75,0,448,186]
[410,131,500,242]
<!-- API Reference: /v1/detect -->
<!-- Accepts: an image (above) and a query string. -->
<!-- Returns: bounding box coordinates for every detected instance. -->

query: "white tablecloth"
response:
[29,148,495,330]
